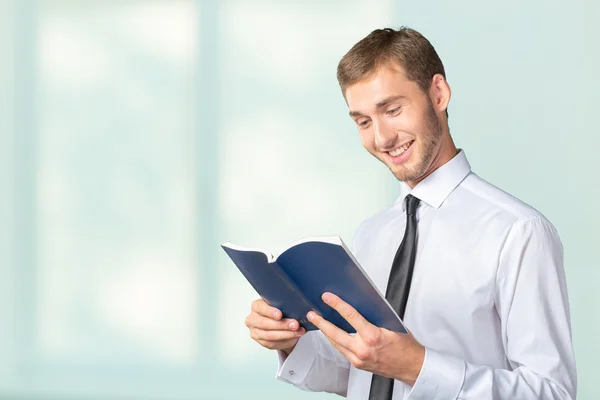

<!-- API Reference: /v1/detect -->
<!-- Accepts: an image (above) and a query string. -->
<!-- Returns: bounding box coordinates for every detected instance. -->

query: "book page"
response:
[275,235,342,259]
[220,242,275,263]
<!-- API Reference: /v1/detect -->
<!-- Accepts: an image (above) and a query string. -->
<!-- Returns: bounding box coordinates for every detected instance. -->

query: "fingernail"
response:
[322,293,331,302]
[273,311,281,319]
[296,329,304,336]
[289,321,297,329]
[307,312,315,321]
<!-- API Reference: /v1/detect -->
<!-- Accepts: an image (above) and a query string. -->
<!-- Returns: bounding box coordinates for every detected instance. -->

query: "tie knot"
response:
[405,194,420,215]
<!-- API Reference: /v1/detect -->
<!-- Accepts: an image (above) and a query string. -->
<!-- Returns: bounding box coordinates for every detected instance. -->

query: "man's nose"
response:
[374,119,396,150]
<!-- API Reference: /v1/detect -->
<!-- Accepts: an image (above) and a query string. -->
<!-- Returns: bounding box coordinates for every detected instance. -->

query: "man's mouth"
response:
[389,140,414,157]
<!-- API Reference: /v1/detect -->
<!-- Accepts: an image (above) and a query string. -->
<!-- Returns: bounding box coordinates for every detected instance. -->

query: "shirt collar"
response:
[396,149,472,211]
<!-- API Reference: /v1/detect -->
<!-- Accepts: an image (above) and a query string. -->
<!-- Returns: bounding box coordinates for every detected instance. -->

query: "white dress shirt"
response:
[276,150,576,399]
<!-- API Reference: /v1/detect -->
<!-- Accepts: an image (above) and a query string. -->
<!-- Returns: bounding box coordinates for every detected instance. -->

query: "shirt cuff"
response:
[407,347,466,400]
[275,332,318,386]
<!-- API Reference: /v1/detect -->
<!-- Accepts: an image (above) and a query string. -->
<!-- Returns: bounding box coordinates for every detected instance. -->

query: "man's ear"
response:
[429,74,451,115]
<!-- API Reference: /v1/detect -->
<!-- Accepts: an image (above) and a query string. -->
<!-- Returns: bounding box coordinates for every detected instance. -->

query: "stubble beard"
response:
[389,100,443,183]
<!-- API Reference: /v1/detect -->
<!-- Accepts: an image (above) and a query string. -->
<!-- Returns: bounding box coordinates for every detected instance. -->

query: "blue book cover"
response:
[221,236,406,334]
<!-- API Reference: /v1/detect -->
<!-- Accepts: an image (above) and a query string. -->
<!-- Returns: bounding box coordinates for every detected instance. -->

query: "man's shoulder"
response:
[457,173,551,224]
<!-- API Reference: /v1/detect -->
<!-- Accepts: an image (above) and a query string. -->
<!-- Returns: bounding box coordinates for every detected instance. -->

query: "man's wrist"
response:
[281,347,293,356]
[280,341,298,356]
[400,343,426,386]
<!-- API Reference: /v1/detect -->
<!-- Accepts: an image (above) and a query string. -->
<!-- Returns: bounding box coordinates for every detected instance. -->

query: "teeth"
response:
[389,141,412,157]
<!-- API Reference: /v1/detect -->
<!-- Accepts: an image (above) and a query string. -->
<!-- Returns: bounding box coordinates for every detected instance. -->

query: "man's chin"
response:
[389,167,411,182]
[388,164,424,183]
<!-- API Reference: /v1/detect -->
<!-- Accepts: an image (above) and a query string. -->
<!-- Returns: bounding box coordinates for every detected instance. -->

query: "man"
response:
[244,27,576,399]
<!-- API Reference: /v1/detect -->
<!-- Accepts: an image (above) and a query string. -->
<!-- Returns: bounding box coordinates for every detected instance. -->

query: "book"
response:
[221,236,406,334]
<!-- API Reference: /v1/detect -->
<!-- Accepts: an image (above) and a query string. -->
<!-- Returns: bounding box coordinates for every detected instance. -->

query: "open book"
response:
[221,236,406,334]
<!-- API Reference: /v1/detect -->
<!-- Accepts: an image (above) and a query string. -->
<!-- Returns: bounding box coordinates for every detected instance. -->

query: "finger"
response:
[313,317,363,368]
[251,328,305,342]
[256,338,299,351]
[307,310,355,350]
[252,299,283,320]
[267,317,301,331]
[321,292,375,334]
[322,335,361,366]
[246,314,301,331]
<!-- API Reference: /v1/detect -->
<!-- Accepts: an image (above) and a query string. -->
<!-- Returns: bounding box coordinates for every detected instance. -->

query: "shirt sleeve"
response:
[407,217,577,400]
[275,330,351,396]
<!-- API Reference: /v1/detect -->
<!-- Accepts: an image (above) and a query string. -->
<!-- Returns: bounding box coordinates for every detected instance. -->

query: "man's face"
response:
[345,63,444,185]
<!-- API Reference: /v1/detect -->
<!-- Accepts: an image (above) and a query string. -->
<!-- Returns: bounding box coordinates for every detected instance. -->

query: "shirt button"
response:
[289,370,295,376]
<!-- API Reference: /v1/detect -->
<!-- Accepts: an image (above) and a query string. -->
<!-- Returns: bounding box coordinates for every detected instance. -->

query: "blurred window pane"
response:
[36,0,200,367]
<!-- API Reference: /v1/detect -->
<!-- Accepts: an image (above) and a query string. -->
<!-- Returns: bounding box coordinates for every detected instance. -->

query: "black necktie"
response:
[368,194,420,400]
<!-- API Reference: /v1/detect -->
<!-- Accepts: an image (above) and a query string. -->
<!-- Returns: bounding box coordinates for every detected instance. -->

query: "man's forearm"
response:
[407,347,575,400]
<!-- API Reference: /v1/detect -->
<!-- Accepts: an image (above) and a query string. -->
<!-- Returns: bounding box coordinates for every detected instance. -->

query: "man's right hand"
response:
[245,299,306,355]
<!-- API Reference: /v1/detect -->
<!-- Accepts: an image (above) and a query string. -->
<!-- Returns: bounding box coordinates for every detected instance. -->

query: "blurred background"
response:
[0,0,598,399]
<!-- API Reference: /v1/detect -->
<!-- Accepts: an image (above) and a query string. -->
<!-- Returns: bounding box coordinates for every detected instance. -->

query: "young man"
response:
[244,27,576,399]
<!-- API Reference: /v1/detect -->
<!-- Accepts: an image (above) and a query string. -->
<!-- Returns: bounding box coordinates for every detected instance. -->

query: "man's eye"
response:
[358,120,371,128]
[386,107,401,116]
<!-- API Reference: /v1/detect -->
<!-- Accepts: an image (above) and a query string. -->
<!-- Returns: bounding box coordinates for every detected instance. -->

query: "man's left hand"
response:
[307,292,425,386]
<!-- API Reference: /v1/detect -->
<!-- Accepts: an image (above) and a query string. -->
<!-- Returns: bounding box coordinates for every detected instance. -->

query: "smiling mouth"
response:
[388,140,414,157]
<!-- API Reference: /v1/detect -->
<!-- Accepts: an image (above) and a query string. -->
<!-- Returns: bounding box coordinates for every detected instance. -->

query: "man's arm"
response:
[276,330,351,396]
[407,217,576,399]
[243,296,351,395]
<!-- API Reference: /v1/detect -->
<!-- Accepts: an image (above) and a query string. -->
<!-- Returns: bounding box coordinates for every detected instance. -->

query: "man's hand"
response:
[307,292,425,386]
[245,299,306,355]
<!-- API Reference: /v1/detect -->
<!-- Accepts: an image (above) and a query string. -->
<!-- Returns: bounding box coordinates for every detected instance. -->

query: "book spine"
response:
[271,260,323,331]
[272,260,326,320]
